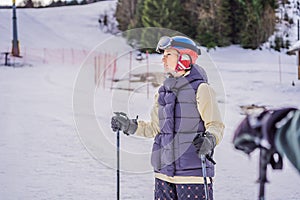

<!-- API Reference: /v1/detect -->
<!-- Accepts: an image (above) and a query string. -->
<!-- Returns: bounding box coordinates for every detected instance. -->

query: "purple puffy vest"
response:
[151,64,215,177]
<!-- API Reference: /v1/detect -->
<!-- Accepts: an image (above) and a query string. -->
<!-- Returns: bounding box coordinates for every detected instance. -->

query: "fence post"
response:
[146,50,149,99]
[94,56,97,86]
[43,48,46,64]
[98,54,102,88]
[278,54,282,84]
[71,48,74,65]
[110,53,117,91]
[62,48,65,64]
[23,47,26,64]
[128,51,132,94]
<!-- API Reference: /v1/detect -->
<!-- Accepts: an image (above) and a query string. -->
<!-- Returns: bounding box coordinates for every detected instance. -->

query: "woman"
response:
[111,36,224,200]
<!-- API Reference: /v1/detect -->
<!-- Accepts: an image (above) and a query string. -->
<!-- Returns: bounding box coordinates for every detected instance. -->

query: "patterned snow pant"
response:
[154,178,213,200]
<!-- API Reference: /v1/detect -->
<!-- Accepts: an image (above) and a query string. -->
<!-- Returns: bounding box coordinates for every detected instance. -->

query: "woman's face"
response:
[162,48,179,74]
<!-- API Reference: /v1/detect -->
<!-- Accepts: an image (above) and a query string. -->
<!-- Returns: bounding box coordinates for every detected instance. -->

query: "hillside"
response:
[0,1,118,50]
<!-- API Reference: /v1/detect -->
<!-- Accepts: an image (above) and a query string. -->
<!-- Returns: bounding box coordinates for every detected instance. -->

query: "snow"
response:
[0,1,300,200]
[288,40,300,53]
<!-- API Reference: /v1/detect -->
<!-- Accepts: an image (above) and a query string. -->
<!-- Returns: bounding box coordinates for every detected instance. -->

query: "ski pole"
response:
[201,154,209,200]
[117,129,120,200]
[258,148,268,200]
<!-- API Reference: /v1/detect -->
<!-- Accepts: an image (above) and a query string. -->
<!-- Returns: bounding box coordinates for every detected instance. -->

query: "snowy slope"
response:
[0,0,117,49]
[0,1,300,200]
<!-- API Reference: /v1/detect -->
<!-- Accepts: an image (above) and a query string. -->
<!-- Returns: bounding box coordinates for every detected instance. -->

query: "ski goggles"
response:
[156,36,173,53]
[156,36,201,55]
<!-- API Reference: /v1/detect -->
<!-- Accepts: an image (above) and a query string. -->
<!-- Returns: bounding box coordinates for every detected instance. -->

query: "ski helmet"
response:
[156,36,201,71]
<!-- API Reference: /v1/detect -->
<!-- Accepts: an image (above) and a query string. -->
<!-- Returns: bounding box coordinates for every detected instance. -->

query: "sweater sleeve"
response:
[196,83,225,145]
[134,93,160,138]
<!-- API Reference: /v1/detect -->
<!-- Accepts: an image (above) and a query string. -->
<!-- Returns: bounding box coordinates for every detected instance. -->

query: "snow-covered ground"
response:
[0,1,300,200]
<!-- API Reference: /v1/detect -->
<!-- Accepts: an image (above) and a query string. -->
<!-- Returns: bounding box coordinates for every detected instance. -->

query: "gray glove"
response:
[192,132,216,156]
[111,112,138,135]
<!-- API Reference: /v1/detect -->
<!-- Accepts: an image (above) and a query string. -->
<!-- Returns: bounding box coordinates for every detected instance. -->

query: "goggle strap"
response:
[171,40,201,55]
[157,37,201,55]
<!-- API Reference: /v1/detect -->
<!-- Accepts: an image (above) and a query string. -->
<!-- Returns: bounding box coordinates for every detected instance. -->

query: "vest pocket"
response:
[177,133,202,170]
[151,135,162,171]
[151,134,176,171]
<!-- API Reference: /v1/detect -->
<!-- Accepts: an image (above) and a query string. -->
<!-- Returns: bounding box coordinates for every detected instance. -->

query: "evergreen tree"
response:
[141,0,183,30]
[216,0,232,46]
[194,0,220,48]
[23,0,34,8]
[117,0,277,50]
[180,0,202,39]
[80,0,88,5]
[139,0,185,50]
[115,0,139,31]
[48,0,65,7]
[239,0,275,49]
[128,0,145,29]
[67,0,79,6]
[228,0,247,44]
[116,0,145,51]
[196,17,218,49]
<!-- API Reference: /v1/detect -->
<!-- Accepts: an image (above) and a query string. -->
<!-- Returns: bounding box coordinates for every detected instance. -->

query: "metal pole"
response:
[110,53,117,91]
[201,155,209,200]
[94,56,97,86]
[146,51,149,99]
[297,19,300,40]
[11,0,20,57]
[4,53,9,66]
[128,51,132,95]
[258,149,268,200]
[298,51,300,80]
[278,55,282,84]
[117,130,120,200]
